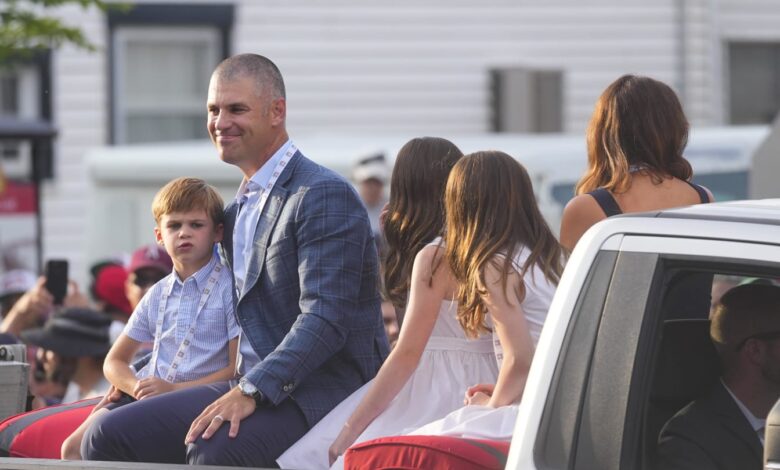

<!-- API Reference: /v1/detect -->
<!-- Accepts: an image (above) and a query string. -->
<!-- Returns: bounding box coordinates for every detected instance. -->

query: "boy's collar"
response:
[169,252,220,292]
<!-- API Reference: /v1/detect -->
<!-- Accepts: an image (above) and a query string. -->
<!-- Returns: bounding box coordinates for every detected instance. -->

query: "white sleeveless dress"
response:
[409,245,556,441]
[277,242,499,470]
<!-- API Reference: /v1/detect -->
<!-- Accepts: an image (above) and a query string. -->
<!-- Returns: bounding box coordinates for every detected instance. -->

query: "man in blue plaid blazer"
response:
[83,54,389,467]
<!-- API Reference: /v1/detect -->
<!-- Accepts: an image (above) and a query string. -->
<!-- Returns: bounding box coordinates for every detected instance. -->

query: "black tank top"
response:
[586,181,712,320]
[587,181,709,217]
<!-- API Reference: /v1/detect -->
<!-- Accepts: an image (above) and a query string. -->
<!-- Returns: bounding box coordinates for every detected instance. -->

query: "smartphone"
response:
[44,259,68,305]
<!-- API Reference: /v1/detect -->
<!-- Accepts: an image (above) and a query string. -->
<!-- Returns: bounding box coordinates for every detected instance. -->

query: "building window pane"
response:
[0,75,19,116]
[113,27,220,144]
[729,42,780,124]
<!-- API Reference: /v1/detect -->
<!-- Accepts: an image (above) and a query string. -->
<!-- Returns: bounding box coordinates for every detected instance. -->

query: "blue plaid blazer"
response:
[221,151,389,426]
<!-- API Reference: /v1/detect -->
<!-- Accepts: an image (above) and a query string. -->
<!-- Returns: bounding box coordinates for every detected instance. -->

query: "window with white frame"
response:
[0,64,40,177]
[107,3,232,144]
[728,42,780,125]
[112,26,220,144]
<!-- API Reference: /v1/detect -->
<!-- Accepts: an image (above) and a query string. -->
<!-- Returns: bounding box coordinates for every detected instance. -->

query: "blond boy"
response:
[62,177,239,459]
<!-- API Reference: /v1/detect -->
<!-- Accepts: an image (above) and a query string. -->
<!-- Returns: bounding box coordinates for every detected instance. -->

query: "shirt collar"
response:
[722,379,766,433]
[169,251,219,293]
[234,139,293,204]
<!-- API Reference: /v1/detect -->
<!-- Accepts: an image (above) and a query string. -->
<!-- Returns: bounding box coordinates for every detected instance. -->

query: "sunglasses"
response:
[132,272,166,288]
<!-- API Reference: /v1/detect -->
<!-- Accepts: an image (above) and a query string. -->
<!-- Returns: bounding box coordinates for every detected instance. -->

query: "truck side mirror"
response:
[765,396,780,468]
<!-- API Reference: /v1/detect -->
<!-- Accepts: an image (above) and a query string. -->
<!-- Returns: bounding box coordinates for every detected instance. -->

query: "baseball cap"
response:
[352,153,389,184]
[128,244,173,275]
[94,265,132,316]
[711,283,780,348]
[0,269,36,301]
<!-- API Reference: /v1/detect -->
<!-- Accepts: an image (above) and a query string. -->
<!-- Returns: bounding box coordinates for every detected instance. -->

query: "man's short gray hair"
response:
[212,53,286,100]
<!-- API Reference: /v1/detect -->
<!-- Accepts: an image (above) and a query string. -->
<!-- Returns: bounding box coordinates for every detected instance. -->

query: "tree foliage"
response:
[0,0,112,63]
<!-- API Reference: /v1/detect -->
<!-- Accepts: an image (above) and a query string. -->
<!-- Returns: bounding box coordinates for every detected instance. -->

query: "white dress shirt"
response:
[233,139,293,374]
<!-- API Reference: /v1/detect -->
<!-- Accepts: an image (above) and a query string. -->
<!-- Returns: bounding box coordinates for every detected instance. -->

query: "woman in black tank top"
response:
[560,74,714,320]
[560,74,713,250]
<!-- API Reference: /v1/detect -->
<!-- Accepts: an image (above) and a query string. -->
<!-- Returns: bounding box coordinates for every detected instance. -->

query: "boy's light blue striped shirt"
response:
[124,252,240,382]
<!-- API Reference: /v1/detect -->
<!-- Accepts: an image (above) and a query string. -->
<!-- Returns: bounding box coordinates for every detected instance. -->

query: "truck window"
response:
[547,246,779,470]
[535,250,646,469]
[645,269,780,469]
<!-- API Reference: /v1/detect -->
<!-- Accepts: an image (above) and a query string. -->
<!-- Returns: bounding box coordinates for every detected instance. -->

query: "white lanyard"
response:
[235,142,297,296]
[148,261,223,382]
[253,142,297,224]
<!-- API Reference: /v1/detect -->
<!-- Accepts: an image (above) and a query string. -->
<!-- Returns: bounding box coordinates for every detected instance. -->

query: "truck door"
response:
[533,236,780,470]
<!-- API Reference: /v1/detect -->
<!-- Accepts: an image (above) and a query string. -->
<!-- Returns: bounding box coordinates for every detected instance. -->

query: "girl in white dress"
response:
[410,150,564,441]
[277,137,499,470]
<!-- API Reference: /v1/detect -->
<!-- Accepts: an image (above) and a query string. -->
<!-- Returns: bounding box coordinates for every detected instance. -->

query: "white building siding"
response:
[43,4,107,282]
[30,0,780,283]
[236,1,680,134]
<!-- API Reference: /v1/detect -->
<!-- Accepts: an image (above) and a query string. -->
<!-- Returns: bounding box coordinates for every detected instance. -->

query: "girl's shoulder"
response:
[413,239,454,292]
[416,238,446,264]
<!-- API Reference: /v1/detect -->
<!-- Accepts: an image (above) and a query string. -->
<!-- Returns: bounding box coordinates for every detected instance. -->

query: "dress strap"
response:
[685,181,710,203]
[587,188,622,217]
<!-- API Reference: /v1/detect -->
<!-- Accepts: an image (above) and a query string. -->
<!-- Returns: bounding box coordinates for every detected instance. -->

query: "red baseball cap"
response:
[94,265,132,316]
[128,245,173,275]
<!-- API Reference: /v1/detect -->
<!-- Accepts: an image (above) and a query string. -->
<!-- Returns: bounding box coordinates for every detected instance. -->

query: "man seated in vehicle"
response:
[657,282,780,470]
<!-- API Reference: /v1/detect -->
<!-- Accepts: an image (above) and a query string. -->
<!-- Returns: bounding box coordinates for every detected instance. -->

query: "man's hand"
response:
[133,377,175,400]
[184,386,256,444]
[464,383,495,405]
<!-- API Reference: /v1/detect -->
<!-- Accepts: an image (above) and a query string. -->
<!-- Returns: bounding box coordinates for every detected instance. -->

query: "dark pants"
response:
[81,381,309,467]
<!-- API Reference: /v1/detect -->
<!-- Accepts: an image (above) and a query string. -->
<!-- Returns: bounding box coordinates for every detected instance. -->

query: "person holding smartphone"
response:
[0,261,90,341]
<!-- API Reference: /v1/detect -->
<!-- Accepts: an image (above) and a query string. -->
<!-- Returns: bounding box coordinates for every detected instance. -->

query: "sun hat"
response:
[20,308,112,357]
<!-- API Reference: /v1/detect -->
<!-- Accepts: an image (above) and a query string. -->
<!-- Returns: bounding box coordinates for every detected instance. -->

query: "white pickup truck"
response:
[2,199,779,470]
[507,198,780,470]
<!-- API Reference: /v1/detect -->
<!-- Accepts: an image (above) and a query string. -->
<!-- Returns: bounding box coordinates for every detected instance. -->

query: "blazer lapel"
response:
[221,201,239,270]
[712,382,764,462]
[239,152,300,302]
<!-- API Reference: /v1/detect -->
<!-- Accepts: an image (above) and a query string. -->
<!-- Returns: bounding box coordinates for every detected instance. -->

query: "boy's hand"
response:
[133,377,175,400]
[91,386,124,414]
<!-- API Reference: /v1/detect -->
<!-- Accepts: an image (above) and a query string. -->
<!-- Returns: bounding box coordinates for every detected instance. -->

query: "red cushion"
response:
[343,435,511,470]
[0,398,99,458]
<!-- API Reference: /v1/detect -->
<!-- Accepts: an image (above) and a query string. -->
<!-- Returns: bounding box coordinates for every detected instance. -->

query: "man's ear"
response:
[270,98,286,126]
[154,226,163,246]
[744,338,766,366]
[214,223,224,243]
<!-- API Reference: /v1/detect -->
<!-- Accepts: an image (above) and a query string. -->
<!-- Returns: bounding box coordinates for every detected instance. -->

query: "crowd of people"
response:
[0,53,774,470]
[0,244,173,407]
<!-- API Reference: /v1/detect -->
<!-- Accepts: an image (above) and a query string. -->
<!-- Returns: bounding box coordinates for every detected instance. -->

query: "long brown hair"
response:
[576,74,693,195]
[445,151,564,337]
[383,137,464,309]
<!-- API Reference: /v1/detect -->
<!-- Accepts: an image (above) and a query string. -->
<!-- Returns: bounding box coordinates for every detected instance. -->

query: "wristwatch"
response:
[238,378,265,406]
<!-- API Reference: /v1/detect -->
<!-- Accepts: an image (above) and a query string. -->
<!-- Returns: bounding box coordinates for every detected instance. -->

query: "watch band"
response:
[239,379,265,406]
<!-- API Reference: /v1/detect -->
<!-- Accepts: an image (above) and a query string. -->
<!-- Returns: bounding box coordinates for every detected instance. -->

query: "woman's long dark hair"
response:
[383,137,463,309]
[445,151,564,337]
[576,74,693,195]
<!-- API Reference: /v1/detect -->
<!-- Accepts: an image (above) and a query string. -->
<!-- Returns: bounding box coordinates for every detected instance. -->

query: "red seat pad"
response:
[0,397,99,458]
[343,435,511,470]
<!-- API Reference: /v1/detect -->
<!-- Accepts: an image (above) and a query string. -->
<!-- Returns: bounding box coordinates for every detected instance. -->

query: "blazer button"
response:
[283,384,292,392]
